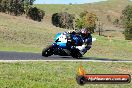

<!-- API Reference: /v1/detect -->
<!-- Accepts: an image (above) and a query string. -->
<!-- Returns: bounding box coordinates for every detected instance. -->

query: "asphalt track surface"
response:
[0,51,132,62]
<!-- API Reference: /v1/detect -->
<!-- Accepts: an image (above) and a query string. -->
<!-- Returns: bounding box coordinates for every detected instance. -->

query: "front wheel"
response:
[42,46,53,57]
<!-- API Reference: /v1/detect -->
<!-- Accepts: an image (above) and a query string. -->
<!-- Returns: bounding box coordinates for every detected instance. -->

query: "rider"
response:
[68,28,92,55]
[79,28,92,55]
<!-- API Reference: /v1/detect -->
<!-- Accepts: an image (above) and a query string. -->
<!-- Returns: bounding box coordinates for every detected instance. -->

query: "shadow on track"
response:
[80,57,132,62]
[47,56,132,62]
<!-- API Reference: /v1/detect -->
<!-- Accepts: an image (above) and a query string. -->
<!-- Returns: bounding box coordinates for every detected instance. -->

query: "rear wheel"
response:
[71,48,82,59]
[72,53,82,59]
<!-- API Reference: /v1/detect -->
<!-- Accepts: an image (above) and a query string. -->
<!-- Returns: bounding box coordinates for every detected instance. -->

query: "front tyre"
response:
[42,47,53,57]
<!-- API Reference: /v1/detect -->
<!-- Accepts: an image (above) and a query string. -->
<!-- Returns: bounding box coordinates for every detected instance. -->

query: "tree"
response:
[0,0,36,15]
[122,5,132,40]
[107,15,111,22]
[0,0,25,15]
[75,11,97,33]
[0,0,8,12]
[27,7,45,22]
[13,0,25,16]
[52,12,75,29]
[0,0,45,22]
[24,0,36,14]
[113,18,119,27]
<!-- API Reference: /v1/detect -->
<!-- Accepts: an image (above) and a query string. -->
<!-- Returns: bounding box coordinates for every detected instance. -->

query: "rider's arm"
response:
[84,34,92,46]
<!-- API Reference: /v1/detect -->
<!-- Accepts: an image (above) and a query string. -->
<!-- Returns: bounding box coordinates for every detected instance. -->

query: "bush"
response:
[27,7,45,22]
[124,28,132,40]
[0,0,25,16]
[122,5,132,40]
[75,11,97,33]
[106,15,111,22]
[113,18,119,27]
[52,12,75,29]
[0,0,45,22]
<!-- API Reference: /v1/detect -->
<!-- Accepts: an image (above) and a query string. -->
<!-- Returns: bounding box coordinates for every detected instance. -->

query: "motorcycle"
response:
[42,32,89,58]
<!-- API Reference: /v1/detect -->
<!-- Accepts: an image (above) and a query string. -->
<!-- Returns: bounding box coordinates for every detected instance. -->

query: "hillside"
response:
[35,0,132,31]
[35,0,132,20]
[34,0,132,39]
[0,13,66,52]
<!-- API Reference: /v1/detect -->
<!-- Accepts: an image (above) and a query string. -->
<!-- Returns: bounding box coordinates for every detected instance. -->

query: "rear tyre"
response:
[71,49,82,59]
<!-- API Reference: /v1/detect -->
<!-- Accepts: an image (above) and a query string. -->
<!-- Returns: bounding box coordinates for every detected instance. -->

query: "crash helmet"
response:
[80,28,89,37]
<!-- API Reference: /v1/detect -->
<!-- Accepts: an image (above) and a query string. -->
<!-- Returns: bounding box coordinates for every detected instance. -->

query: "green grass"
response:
[85,35,132,60]
[0,62,132,88]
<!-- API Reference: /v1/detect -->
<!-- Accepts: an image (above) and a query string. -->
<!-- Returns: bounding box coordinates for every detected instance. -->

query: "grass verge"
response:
[0,62,132,88]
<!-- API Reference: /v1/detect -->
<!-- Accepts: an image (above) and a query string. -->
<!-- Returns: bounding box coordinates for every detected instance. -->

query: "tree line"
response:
[52,11,97,33]
[0,0,44,21]
[122,5,132,40]
[51,5,132,40]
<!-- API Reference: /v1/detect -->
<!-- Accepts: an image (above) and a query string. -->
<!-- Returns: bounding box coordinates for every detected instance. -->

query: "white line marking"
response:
[0,60,132,63]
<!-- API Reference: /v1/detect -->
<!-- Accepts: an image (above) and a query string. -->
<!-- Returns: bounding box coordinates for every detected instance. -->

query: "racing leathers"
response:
[68,31,92,55]
[80,33,92,55]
